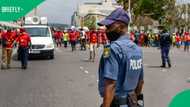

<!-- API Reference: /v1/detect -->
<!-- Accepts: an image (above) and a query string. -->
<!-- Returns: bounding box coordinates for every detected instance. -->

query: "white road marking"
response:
[161,69,167,72]
[80,66,84,70]
[80,66,90,74]
[84,70,89,74]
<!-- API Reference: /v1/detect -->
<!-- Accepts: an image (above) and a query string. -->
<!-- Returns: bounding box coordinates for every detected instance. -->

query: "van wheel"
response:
[49,54,54,59]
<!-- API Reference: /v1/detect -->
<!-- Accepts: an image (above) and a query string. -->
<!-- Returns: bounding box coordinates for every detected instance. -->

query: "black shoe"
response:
[168,64,171,68]
[24,66,27,69]
[22,66,27,69]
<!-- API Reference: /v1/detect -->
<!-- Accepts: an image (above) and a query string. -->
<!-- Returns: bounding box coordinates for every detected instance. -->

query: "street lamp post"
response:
[128,0,131,32]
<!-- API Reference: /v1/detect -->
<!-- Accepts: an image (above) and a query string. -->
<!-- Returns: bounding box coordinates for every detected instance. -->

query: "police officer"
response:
[16,28,31,69]
[159,27,172,68]
[98,8,144,107]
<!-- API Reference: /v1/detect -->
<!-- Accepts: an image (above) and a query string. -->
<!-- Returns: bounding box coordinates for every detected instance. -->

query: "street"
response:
[0,46,189,107]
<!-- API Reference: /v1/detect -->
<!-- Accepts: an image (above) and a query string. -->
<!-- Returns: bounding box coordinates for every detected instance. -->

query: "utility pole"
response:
[185,3,188,31]
[128,0,131,32]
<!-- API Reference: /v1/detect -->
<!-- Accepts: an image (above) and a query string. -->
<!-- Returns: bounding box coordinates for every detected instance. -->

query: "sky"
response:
[176,0,190,4]
[35,0,103,24]
[34,0,189,25]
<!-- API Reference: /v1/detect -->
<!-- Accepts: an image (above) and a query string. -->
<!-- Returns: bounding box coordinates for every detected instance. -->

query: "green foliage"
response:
[133,0,168,20]
[116,0,176,27]
[84,16,96,30]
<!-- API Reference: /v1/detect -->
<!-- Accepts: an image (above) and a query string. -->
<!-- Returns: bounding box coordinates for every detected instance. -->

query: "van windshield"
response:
[25,27,50,37]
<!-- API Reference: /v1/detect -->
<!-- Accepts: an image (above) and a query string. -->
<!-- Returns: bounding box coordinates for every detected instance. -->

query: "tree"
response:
[84,15,96,30]
[116,0,177,28]
[116,0,138,10]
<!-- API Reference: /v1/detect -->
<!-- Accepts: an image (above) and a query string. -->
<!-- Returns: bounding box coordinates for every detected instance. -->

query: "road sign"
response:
[0,0,44,21]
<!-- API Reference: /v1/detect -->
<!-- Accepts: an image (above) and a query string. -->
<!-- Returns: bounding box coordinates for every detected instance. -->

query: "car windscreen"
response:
[25,27,50,37]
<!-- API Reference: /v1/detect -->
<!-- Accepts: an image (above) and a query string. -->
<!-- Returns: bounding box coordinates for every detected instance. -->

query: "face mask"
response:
[106,31,121,42]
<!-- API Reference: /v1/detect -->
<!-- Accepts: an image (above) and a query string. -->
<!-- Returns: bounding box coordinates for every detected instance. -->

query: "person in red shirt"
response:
[1,29,16,69]
[184,32,189,52]
[16,28,31,69]
[130,31,135,42]
[138,32,144,46]
[0,29,3,46]
[97,27,108,46]
[54,31,62,47]
[69,30,77,51]
[175,33,181,48]
[89,30,98,62]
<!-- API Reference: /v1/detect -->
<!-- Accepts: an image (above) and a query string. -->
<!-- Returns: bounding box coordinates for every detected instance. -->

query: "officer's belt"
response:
[112,96,128,105]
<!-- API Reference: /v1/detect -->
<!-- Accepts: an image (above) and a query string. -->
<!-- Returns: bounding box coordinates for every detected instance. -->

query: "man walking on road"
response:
[16,28,31,69]
[98,8,144,107]
[89,29,98,62]
[63,30,69,48]
[69,29,77,52]
[1,29,16,69]
[184,32,190,52]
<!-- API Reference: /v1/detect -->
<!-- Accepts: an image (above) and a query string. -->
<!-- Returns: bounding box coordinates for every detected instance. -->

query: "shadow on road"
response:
[147,65,162,68]
[80,59,95,63]
[12,53,53,61]
[1,66,22,71]
[10,66,22,70]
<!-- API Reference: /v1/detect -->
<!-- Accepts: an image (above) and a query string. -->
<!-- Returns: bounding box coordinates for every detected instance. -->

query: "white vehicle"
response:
[22,16,55,59]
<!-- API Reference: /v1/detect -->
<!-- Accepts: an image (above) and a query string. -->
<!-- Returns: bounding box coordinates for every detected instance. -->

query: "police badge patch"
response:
[103,45,110,58]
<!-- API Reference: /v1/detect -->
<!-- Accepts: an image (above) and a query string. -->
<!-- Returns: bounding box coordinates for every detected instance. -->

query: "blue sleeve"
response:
[139,50,144,81]
[139,66,144,81]
[103,44,121,81]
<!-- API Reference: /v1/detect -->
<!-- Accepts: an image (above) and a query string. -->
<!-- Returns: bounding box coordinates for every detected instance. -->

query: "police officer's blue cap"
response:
[98,8,130,26]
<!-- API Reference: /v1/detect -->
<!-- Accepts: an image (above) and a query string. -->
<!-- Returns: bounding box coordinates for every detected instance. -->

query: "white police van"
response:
[23,16,55,59]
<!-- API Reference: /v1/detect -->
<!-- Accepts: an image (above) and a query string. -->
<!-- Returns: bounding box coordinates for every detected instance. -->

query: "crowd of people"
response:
[52,27,108,62]
[0,28,31,70]
[129,30,190,52]
[0,26,189,70]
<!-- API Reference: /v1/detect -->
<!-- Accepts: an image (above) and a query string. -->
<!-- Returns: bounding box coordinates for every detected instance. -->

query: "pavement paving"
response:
[0,46,189,107]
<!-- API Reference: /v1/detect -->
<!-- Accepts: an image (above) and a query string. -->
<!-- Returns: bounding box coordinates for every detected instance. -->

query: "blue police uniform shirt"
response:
[160,32,171,48]
[98,35,144,98]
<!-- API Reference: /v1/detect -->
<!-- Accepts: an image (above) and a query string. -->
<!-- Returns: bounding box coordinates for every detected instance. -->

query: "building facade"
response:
[71,0,119,28]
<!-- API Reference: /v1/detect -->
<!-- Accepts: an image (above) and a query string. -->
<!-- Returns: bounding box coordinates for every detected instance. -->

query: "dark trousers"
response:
[184,41,189,52]
[64,41,68,48]
[80,39,86,51]
[161,47,171,66]
[19,47,29,67]
[70,41,76,51]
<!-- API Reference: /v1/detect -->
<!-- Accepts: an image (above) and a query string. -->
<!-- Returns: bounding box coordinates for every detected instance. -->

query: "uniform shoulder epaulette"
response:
[103,45,110,58]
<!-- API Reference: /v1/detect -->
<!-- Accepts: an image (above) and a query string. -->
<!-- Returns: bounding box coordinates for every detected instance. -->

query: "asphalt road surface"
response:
[0,46,189,107]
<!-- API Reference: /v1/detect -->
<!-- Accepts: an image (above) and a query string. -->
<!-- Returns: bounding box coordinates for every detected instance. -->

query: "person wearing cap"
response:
[1,29,16,69]
[16,28,31,69]
[159,27,172,68]
[98,8,144,107]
